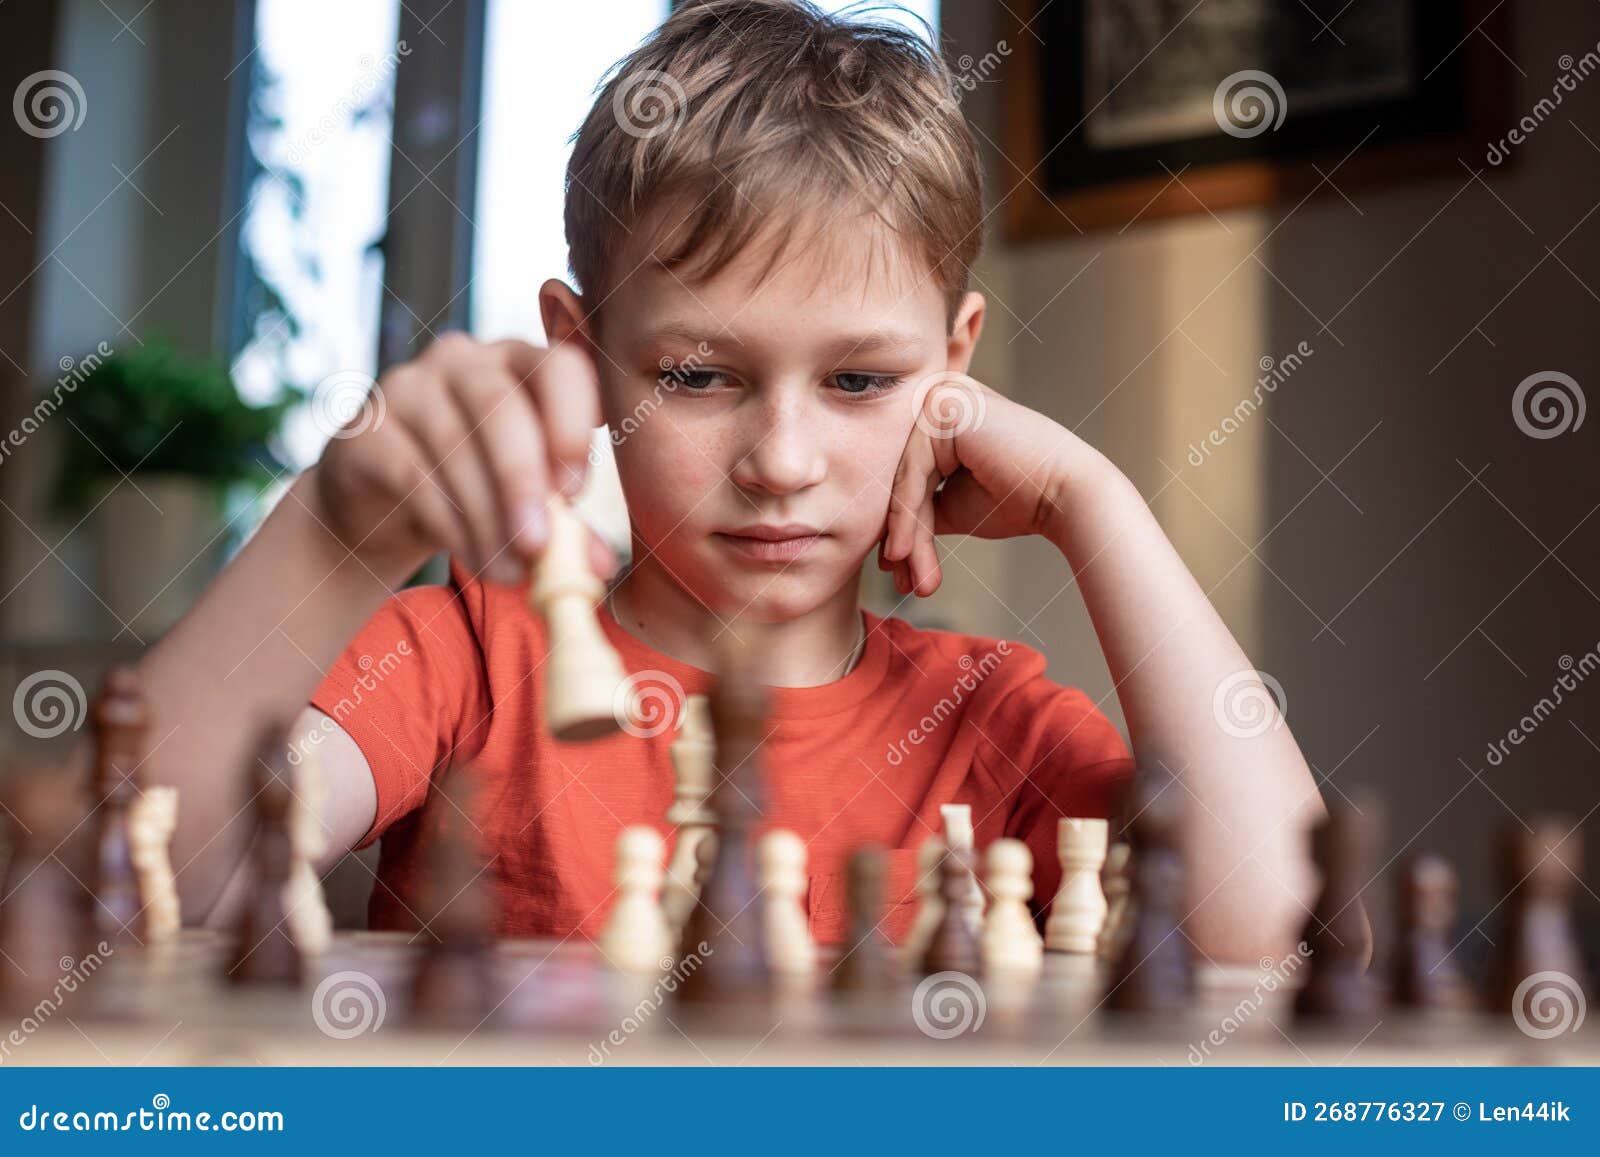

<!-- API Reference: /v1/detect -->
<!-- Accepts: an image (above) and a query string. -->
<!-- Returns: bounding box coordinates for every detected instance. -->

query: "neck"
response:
[607,548,866,687]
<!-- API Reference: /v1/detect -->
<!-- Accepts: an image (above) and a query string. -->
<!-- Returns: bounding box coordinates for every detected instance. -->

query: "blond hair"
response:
[564,0,984,328]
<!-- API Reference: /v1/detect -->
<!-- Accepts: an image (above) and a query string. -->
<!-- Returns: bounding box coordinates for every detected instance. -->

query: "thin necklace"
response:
[606,580,867,681]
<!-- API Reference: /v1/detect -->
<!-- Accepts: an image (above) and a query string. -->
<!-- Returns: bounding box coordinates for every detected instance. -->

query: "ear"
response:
[539,279,596,352]
[945,291,986,374]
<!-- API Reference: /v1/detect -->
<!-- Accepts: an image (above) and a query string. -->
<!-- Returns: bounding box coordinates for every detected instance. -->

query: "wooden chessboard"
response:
[10,931,1597,1066]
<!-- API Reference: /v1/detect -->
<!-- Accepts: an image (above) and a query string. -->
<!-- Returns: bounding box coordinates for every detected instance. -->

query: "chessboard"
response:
[7,929,1598,1067]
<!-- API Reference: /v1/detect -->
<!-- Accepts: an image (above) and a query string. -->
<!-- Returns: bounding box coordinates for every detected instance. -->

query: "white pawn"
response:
[902,835,946,965]
[128,786,180,942]
[1044,817,1108,954]
[600,826,672,973]
[982,838,1043,973]
[940,803,984,934]
[759,829,815,974]
[663,695,715,935]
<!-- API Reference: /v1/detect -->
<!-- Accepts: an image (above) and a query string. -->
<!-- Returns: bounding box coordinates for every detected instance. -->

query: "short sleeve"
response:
[309,582,491,848]
[981,672,1134,919]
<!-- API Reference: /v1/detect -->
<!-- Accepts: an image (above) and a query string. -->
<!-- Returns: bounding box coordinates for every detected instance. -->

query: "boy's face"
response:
[577,210,975,622]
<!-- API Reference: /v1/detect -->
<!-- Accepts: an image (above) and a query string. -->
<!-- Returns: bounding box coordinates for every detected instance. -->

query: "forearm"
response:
[121,470,412,922]
[1044,447,1329,965]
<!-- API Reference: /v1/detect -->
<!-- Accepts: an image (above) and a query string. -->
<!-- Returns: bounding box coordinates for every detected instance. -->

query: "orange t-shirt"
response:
[310,561,1133,945]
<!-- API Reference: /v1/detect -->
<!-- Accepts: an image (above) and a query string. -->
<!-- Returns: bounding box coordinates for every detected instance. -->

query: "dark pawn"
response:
[410,769,498,1028]
[1390,854,1471,1011]
[89,667,147,944]
[675,636,772,1007]
[0,772,94,1013]
[1106,766,1192,1013]
[226,729,302,988]
[1491,820,1588,1017]
[1295,793,1381,1021]
[833,845,894,994]
[920,846,981,976]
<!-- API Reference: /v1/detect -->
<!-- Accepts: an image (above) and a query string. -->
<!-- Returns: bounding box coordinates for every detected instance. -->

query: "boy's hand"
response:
[309,334,616,585]
[880,372,1083,597]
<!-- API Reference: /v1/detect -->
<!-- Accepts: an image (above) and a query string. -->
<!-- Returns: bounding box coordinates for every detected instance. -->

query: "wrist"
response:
[1038,442,1127,549]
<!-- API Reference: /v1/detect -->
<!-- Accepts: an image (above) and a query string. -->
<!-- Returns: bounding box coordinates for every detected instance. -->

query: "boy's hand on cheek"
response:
[879,372,1089,597]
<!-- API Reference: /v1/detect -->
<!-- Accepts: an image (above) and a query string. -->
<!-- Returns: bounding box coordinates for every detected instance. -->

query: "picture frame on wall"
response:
[1001,0,1511,237]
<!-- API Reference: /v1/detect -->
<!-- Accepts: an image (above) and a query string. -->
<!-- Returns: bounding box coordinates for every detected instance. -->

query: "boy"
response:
[135,0,1332,961]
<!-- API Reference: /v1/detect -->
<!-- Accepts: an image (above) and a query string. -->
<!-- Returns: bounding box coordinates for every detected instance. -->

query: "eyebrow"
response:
[640,322,926,360]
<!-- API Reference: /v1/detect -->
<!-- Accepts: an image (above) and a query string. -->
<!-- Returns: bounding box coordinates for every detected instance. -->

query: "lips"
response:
[714,524,826,563]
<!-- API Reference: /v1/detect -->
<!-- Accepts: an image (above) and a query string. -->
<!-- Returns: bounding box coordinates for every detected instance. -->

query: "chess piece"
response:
[1390,853,1471,1011]
[1294,793,1382,1022]
[283,748,334,955]
[760,829,815,975]
[662,695,715,935]
[921,846,982,976]
[411,769,498,1027]
[939,803,984,934]
[1491,819,1588,1019]
[1096,841,1133,960]
[529,494,628,741]
[600,826,672,973]
[901,834,946,966]
[0,772,93,1013]
[89,667,147,944]
[1106,766,1191,1013]
[1045,817,1108,953]
[128,786,180,942]
[226,730,303,988]
[982,838,1043,973]
[675,638,772,1007]
[833,845,894,994]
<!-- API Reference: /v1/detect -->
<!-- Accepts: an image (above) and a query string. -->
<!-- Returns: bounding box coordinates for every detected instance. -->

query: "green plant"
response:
[51,336,293,515]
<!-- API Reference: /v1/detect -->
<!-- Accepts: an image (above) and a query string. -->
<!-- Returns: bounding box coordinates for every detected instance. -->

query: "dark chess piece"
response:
[832,845,894,994]
[1106,765,1192,1013]
[1491,819,1589,1020]
[1294,793,1381,1022]
[89,667,147,944]
[225,728,303,988]
[0,771,94,1014]
[675,635,772,1007]
[920,845,981,976]
[1390,853,1471,1011]
[410,767,498,1028]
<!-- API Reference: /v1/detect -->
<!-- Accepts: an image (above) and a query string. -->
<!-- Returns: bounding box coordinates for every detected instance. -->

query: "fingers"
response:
[501,340,601,500]
[884,429,943,597]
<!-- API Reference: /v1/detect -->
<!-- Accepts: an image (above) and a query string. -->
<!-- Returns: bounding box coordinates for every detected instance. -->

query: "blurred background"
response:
[0,0,1596,945]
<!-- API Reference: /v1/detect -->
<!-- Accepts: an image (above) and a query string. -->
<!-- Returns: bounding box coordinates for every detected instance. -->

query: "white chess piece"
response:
[284,749,334,955]
[1097,841,1133,960]
[600,826,672,972]
[531,494,628,741]
[662,695,715,935]
[901,834,946,965]
[982,838,1043,973]
[759,829,815,974]
[1044,817,1108,954]
[128,786,180,941]
[939,803,984,934]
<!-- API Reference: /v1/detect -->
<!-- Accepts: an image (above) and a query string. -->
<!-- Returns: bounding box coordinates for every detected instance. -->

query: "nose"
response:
[728,384,828,498]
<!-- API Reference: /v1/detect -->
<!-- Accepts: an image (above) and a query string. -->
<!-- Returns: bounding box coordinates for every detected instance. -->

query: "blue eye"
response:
[832,373,904,395]
[663,369,729,392]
